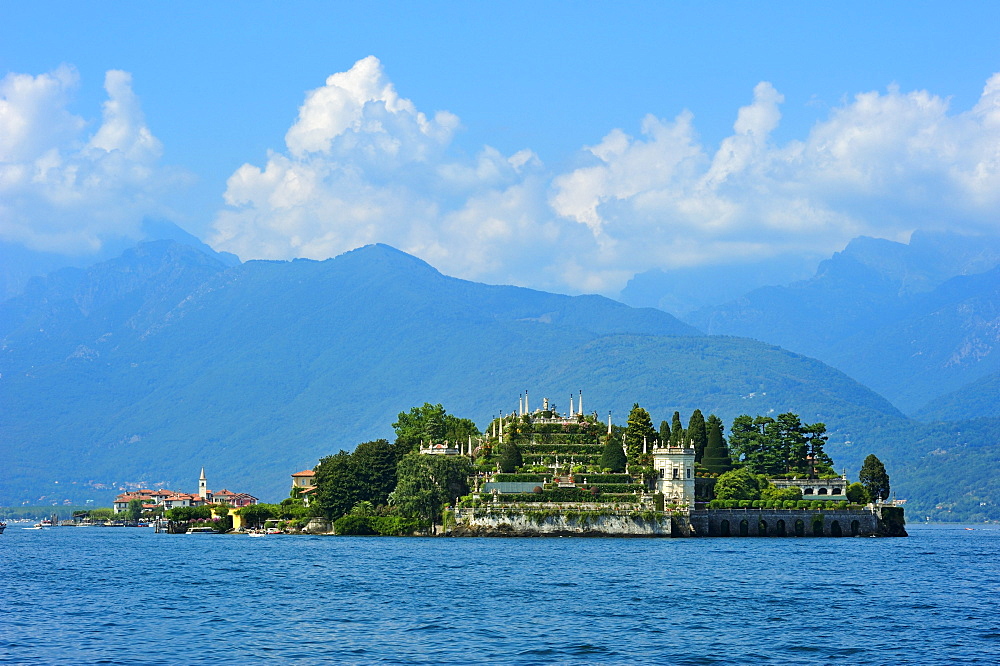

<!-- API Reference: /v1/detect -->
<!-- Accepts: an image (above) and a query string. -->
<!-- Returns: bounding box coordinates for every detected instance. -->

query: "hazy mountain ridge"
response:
[686,231,1000,414]
[1,241,905,509]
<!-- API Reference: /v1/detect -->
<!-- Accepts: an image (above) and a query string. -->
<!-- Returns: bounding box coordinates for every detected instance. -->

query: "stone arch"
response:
[831,520,842,537]
[817,487,828,495]
[739,519,749,536]
[720,519,730,537]
[776,519,786,536]
[812,520,824,537]
[804,488,814,495]
[758,519,768,536]
[794,519,805,537]
[851,520,860,537]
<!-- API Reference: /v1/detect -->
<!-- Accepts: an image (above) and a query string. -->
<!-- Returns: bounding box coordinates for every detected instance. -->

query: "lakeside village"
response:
[55,391,905,539]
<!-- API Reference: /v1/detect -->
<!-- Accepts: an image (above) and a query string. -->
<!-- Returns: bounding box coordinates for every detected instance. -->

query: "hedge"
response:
[493,474,548,482]
[589,483,644,493]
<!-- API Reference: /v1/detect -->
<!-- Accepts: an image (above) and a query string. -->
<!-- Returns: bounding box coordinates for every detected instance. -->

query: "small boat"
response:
[0,521,6,534]
[185,526,216,534]
[248,531,266,537]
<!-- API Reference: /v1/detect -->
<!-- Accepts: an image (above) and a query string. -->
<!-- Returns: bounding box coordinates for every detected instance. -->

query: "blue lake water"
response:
[2,524,999,664]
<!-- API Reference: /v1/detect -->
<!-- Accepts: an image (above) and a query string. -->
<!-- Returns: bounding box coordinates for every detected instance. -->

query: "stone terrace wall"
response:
[688,508,905,537]
[452,508,671,537]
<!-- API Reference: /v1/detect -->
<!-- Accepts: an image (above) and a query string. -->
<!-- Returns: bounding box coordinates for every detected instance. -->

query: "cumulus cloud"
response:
[0,67,179,254]
[551,75,1000,285]
[214,60,1000,294]
[211,56,560,286]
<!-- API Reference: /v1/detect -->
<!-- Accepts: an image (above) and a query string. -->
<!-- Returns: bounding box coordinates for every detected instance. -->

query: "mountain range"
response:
[684,231,1000,416]
[2,229,999,521]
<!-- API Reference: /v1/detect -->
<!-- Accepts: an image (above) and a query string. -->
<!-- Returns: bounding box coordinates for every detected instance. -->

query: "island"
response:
[278,392,906,538]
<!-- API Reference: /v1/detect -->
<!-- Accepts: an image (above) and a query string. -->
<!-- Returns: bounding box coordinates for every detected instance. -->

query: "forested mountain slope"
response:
[688,232,1000,414]
[2,241,908,508]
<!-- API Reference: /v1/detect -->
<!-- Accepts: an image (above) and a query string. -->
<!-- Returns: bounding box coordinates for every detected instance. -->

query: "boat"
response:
[0,521,6,534]
[185,526,216,534]
[248,531,266,537]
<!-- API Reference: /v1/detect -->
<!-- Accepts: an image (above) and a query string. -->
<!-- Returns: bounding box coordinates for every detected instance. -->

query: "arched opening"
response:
[817,487,828,495]
[851,520,860,536]
[759,519,768,536]
[804,488,814,495]
[776,519,786,536]
[812,520,824,537]
[830,520,842,537]
[794,519,805,537]
[720,520,730,537]
[739,519,749,536]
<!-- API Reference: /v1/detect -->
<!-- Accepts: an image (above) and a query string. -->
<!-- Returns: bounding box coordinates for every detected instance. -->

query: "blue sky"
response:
[3,2,1000,294]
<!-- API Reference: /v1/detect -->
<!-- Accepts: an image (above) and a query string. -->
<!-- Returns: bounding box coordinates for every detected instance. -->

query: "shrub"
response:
[370,516,425,536]
[333,515,376,536]
[532,486,543,494]
[738,500,752,508]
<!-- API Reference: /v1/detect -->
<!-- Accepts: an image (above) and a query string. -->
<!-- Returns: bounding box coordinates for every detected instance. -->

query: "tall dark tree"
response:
[624,403,656,466]
[669,411,685,447]
[804,423,833,476]
[312,451,359,520]
[688,409,708,462]
[702,415,733,475]
[313,439,405,519]
[859,454,891,502]
[659,420,670,446]
[353,439,406,506]
[600,436,628,473]
[498,439,524,473]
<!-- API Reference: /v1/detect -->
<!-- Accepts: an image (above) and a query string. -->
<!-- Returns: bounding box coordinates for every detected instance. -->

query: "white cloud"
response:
[549,74,1000,287]
[211,56,564,287]
[214,60,1000,294]
[0,67,179,254]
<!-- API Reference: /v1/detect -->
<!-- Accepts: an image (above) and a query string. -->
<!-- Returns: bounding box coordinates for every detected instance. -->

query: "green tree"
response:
[713,468,762,501]
[165,506,212,522]
[392,453,472,525]
[701,415,733,475]
[312,451,359,520]
[846,482,871,504]
[804,422,833,476]
[624,403,656,465]
[659,420,670,445]
[239,503,278,529]
[392,403,480,452]
[126,498,145,522]
[498,440,524,473]
[669,411,685,447]
[688,409,708,462]
[599,436,628,473]
[353,439,406,506]
[312,439,406,520]
[859,454,891,502]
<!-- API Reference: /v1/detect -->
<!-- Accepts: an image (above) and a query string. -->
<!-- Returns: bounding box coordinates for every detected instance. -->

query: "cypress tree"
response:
[859,454,890,502]
[623,403,656,466]
[702,415,734,475]
[688,409,708,462]
[669,411,685,447]
[659,420,670,446]
[600,436,628,473]
[498,440,524,473]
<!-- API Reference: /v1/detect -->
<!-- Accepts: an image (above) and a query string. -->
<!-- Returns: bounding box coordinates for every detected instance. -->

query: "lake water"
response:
[2,524,999,664]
